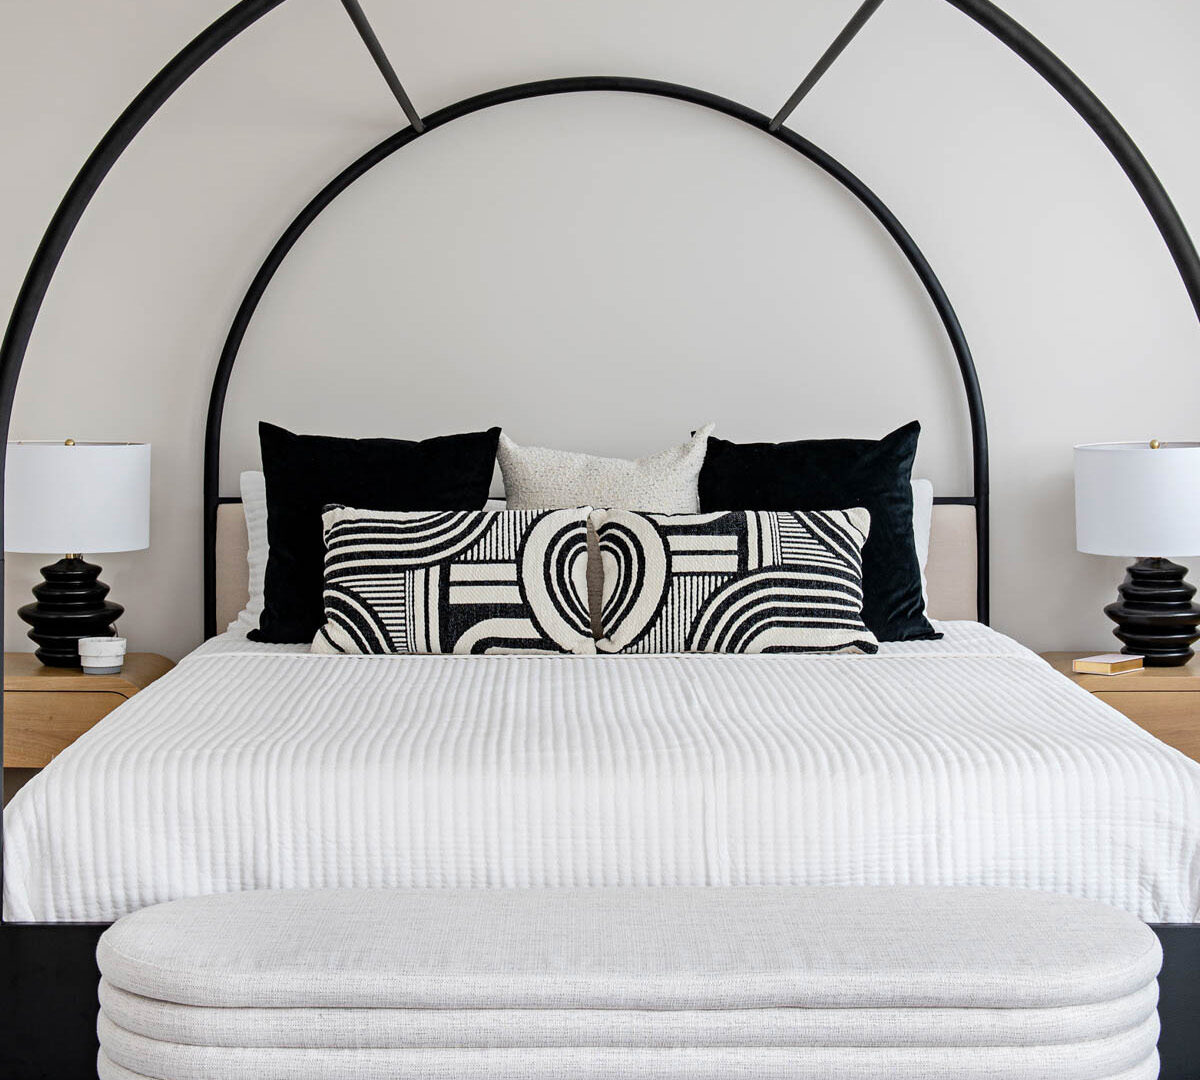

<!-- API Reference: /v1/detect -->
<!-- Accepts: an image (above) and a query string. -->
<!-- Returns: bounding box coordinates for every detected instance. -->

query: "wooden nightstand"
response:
[3,652,174,801]
[1041,652,1200,763]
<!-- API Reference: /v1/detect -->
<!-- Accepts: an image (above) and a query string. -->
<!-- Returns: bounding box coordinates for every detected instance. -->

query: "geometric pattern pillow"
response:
[593,508,879,655]
[311,507,594,655]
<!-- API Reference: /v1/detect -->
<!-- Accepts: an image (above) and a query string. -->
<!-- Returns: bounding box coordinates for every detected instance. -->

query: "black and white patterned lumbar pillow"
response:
[311,507,594,655]
[593,508,879,654]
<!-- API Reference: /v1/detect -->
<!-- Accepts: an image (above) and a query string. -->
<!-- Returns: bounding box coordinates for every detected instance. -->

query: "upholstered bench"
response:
[96,886,1161,1080]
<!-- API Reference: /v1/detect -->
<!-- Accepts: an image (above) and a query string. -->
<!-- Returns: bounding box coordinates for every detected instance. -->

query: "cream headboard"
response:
[922,503,978,622]
[214,503,251,632]
[214,502,978,633]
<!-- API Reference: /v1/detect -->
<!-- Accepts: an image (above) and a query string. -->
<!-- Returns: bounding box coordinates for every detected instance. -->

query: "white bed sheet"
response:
[5,622,1199,923]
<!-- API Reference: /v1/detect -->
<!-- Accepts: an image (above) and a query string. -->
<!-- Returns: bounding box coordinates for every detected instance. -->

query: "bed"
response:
[4,21,1200,1074]
[10,495,1200,1080]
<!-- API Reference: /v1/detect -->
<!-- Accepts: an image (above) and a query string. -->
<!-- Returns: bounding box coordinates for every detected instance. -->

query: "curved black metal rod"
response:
[945,0,1200,325]
[202,76,990,636]
[0,0,288,920]
[0,0,289,440]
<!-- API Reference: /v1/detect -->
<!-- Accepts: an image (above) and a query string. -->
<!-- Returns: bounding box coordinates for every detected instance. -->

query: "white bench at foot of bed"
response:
[95,886,1161,1080]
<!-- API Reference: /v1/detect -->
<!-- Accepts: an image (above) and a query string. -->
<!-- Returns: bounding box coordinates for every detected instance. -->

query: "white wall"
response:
[2,0,1198,660]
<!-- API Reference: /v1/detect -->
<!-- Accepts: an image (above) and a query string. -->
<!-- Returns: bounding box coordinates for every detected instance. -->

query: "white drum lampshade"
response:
[5,441,150,555]
[4,441,150,668]
[1074,441,1200,667]
[1075,441,1200,558]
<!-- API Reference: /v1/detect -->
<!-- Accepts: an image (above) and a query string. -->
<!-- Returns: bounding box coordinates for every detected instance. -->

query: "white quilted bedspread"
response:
[5,622,1199,923]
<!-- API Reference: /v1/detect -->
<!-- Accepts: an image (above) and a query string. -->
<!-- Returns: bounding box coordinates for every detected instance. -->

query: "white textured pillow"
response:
[498,425,715,512]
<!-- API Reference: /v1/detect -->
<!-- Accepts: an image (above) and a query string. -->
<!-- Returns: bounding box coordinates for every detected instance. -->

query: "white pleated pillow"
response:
[229,471,269,634]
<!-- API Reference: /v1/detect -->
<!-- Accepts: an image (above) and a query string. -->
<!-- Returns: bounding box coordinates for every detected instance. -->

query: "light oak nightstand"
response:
[3,652,174,802]
[1041,652,1200,764]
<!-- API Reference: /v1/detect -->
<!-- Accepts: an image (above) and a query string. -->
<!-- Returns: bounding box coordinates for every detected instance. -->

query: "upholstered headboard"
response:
[214,502,252,632]
[921,503,978,622]
[213,501,978,634]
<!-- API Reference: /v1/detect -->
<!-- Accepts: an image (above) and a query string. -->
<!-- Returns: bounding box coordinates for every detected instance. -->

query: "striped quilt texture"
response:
[4,622,1199,922]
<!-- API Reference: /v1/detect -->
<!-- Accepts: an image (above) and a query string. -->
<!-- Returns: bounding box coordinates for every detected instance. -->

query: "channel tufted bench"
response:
[96,886,1161,1080]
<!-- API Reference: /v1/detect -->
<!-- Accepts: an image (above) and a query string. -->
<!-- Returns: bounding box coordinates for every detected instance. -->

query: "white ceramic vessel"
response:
[78,636,126,675]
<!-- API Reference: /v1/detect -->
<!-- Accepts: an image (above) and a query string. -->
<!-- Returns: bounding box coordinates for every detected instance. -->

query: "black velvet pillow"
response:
[251,422,501,643]
[698,420,939,642]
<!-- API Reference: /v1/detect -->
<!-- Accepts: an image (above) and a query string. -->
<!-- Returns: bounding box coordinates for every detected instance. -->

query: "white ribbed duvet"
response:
[5,622,1199,923]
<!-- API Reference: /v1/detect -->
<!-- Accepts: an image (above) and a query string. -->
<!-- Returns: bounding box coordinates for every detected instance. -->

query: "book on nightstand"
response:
[1071,653,1144,676]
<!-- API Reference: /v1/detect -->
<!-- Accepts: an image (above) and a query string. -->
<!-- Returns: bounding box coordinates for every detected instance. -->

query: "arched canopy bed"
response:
[2,2,1198,1077]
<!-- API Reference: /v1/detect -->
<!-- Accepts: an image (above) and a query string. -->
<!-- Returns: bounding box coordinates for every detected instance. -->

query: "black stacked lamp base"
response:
[1104,557,1200,667]
[17,556,123,667]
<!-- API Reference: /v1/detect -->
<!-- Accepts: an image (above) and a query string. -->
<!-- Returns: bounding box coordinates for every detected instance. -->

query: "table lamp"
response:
[1075,440,1200,666]
[4,440,150,666]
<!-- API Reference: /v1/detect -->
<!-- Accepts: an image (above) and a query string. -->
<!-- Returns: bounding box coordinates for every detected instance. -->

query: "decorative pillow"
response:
[911,478,933,609]
[593,508,878,655]
[311,507,594,655]
[498,425,715,513]
[698,421,938,642]
[229,470,269,634]
[253,422,501,644]
[230,473,506,636]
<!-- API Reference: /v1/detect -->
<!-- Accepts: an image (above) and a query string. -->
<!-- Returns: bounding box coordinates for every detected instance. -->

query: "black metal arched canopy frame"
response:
[4,4,1200,1076]
[201,73,991,637]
